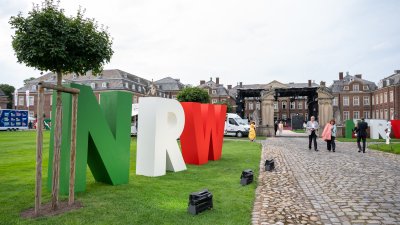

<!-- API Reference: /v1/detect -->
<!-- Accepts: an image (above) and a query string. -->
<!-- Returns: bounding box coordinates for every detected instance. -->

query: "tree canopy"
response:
[9,0,113,76]
[0,84,15,109]
[176,87,210,103]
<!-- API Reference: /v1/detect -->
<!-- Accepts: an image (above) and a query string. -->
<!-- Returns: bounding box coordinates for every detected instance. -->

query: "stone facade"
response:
[198,77,235,106]
[0,90,8,109]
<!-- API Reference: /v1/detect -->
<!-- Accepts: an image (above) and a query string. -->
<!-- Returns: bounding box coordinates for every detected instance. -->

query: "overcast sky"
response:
[1,0,399,89]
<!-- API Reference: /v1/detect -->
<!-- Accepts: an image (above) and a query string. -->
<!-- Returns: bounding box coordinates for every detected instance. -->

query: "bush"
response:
[176,87,210,103]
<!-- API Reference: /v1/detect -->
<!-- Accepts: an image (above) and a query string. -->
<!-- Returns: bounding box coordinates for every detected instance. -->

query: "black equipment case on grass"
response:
[240,169,254,185]
[188,189,213,215]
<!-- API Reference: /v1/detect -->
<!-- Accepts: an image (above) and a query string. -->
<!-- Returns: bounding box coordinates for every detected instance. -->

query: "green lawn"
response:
[336,137,400,142]
[0,131,261,225]
[224,135,267,141]
[292,129,306,133]
[368,143,400,154]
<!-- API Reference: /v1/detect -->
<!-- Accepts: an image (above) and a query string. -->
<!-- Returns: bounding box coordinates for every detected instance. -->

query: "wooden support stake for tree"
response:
[51,73,63,210]
[68,94,78,206]
[34,85,45,216]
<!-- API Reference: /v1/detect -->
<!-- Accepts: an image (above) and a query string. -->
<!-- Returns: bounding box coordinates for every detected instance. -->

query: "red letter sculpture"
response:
[180,103,227,165]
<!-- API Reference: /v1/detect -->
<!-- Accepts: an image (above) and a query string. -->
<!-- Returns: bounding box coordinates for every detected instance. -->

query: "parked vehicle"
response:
[0,109,29,131]
[131,103,138,136]
[224,113,250,137]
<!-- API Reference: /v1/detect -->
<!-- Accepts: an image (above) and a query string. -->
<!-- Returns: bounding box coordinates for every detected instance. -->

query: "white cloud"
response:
[0,0,399,89]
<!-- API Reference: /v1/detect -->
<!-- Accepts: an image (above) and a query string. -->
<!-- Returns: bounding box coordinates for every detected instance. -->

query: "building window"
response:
[363,111,370,119]
[298,101,303,109]
[138,86,142,92]
[390,91,394,102]
[380,93,383,104]
[343,111,349,121]
[212,99,218,104]
[390,108,394,119]
[305,113,308,120]
[212,90,216,94]
[380,109,383,119]
[29,111,34,118]
[249,102,254,110]
[343,96,349,106]
[50,96,52,106]
[353,111,360,119]
[102,82,107,88]
[18,96,24,106]
[125,83,129,89]
[363,85,369,90]
[384,92,388,103]
[343,86,349,91]
[172,95,177,99]
[90,83,96,89]
[353,84,359,91]
[353,96,359,106]
[305,102,308,109]
[384,109,388,120]
[282,114,287,120]
[132,85,136,90]
[363,96,370,106]
[282,101,287,109]
[333,97,338,106]
[256,102,260,110]
[376,110,379,119]
[31,85,37,91]
[290,101,295,109]
[274,102,278,110]
[375,95,379,105]
[29,96,34,106]
[372,111,375,119]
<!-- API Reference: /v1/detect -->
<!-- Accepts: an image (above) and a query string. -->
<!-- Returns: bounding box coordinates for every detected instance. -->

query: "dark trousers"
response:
[327,136,336,151]
[308,132,317,150]
[357,135,367,152]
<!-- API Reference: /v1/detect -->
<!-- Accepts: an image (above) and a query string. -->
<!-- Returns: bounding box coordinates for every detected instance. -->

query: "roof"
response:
[154,77,185,91]
[330,74,377,92]
[198,80,231,97]
[378,70,400,88]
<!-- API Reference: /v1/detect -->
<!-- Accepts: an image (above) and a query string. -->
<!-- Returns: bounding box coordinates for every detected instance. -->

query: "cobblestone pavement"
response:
[252,137,400,225]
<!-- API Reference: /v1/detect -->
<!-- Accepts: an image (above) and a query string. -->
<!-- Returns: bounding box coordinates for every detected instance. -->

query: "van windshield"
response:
[238,119,248,125]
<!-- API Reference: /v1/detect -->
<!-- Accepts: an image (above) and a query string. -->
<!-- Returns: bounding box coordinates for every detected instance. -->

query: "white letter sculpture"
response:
[136,97,187,176]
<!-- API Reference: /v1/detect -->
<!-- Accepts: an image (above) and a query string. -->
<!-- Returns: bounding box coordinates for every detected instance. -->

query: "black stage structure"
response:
[236,87,319,122]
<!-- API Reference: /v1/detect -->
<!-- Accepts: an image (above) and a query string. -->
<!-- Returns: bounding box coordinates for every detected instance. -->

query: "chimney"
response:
[395,70,400,74]
[210,77,212,81]
[239,82,243,88]
[355,74,362,79]
[227,85,232,89]
[216,77,220,85]
[339,72,344,80]
[200,80,205,85]
[308,80,312,87]
[320,81,326,87]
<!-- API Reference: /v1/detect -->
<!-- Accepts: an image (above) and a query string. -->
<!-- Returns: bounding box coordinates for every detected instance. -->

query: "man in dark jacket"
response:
[356,118,368,153]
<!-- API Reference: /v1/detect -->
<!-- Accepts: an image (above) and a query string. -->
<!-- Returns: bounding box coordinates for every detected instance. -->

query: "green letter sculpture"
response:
[48,83,132,194]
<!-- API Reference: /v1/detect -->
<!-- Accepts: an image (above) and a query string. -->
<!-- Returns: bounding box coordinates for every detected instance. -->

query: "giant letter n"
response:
[48,83,132,194]
[136,97,187,177]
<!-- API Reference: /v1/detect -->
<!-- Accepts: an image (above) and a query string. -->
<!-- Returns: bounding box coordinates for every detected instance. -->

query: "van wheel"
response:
[236,131,243,138]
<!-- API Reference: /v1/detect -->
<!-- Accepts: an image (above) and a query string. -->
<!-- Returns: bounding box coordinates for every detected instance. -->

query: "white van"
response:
[131,104,139,136]
[224,113,250,137]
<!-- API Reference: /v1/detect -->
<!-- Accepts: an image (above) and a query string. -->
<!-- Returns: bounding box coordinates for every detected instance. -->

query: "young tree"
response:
[10,0,113,210]
[176,87,210,103]
[0,84,15,109]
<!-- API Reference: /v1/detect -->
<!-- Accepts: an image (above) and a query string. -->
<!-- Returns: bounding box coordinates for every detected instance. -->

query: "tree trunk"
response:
[51,72,63,210]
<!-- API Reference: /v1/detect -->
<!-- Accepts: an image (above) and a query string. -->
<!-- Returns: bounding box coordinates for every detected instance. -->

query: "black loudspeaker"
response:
[188,189,213,215]
[240,169,254,185]
[265,159,275,171]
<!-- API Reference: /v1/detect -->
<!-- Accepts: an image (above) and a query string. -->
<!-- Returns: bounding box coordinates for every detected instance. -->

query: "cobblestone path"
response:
[252,137,400,225]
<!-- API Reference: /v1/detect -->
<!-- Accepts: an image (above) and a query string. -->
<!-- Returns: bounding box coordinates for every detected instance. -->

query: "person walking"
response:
[248,121,256,142]
[356,118,368,153]
[324,119,337,152]
[278,121,283,136]
[274,121,278,136]
[306,116,319,151]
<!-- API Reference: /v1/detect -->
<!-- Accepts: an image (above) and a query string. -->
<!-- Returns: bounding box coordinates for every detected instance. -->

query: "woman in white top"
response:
[306,116,319,151]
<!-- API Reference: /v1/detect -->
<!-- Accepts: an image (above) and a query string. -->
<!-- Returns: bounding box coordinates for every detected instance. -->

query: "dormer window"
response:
[125,83,129,89]
[102,82,107,88]
[212,90,217,94]
[138,86,142,92]
[363,85,369,90]
[343,86,349,90]
[31,85,36,91]
[90,83,96,89]
[132,85,136,90]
